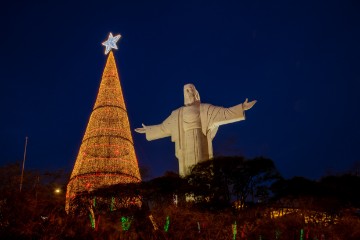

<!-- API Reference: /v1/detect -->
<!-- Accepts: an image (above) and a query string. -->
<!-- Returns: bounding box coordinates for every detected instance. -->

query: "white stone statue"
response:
[135,83,256,176]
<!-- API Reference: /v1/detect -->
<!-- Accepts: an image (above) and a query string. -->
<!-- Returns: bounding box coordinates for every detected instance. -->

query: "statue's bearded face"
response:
[184,84,200,106]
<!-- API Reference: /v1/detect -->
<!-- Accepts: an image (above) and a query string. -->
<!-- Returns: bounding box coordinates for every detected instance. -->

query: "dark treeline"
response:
[0,157,360,239]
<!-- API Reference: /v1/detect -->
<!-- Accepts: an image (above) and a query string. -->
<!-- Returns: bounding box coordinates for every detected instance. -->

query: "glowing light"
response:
[54,188,61,194]
[89,209,95,229]
[164,216,170,232]
[89,208,96,229]
[269,208,338,225]
[66,50,141,212]
[232,221,237,240]
[102,33,121,55]
[121,216,132,231]
[110,196,115,211]
[89,214,95,229]
[149,215,158,230]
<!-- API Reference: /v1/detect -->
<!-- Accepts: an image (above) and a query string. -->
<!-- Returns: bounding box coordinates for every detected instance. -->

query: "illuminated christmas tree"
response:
[66,34,141,212]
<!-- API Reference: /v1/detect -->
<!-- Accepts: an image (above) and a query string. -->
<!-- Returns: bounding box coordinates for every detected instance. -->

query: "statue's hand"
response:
[243,98,257,111]
[135,123,147,134]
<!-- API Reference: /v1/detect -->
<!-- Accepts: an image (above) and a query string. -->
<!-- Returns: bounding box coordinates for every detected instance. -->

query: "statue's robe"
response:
[145,103,245,176]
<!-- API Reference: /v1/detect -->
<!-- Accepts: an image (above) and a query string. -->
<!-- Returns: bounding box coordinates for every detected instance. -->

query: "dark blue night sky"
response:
[1,0,359,180]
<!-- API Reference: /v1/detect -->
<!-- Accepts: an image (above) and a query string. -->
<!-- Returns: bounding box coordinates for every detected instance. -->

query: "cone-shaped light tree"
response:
[66,36,141,212]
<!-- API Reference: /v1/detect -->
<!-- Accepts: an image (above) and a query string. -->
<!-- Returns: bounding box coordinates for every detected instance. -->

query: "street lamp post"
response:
[19,136,28,192]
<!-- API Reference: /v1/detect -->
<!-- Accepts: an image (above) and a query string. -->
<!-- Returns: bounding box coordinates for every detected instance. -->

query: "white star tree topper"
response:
[102,33,121,55]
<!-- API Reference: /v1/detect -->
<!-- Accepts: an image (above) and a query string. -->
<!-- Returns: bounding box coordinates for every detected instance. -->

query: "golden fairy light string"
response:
[66,51,141,212]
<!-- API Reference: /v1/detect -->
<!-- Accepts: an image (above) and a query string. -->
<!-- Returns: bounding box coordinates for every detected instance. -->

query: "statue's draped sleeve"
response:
[144,109,182,161]
[200,103,245,140]
[144,110,179,141]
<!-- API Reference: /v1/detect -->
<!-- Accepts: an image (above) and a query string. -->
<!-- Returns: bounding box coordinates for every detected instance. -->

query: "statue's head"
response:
[184,83,200,106]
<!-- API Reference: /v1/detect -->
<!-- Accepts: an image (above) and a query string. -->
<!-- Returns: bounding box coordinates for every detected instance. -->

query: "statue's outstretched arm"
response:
[134,123,147,134]
[205,98,256,129]
[134,113,174,141]
[243,98,257,111]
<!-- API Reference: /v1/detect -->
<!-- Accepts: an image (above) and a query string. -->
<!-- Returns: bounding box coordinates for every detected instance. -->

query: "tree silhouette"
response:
[186,156,281,209]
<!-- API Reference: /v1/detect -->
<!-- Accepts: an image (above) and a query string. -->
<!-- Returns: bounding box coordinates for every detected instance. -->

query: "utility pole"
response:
[19,136,28,192]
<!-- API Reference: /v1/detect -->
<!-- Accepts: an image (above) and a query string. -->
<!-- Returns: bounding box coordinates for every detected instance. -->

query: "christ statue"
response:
[135,83,256,176]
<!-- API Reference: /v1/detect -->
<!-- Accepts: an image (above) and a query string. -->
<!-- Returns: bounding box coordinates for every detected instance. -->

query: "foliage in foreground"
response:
[1,202,360,240]
[0,158,360,239]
